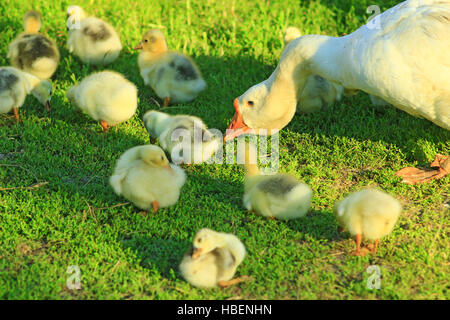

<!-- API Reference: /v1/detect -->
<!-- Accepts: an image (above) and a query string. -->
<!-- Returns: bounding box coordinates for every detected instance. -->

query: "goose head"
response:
[225,78,297,140]
[140,145,172,170]
[134,29,168,55]
[225,35,335,141]
[191,228,224,259]
[143,110,171,138]
[66,5,87,30]
[31,80,52,110]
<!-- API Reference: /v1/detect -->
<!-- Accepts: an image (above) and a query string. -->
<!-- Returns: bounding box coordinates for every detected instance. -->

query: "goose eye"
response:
[247,101,254,107]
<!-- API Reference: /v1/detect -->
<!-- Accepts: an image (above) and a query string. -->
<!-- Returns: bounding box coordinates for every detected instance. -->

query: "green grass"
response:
[0,0,449,300]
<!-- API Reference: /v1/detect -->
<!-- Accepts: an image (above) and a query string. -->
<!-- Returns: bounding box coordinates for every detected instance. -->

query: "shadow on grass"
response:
[284,209,342,242]
[120,234,190,278]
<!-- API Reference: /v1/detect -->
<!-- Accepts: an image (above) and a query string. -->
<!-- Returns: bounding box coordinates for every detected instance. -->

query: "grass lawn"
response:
[0,0,449,299]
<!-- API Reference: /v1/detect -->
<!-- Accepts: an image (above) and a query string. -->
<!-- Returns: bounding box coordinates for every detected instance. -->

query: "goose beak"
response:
[45,101,51,111]
[192,248,202,259]
[224,98,250,141]
[133,42,143,50]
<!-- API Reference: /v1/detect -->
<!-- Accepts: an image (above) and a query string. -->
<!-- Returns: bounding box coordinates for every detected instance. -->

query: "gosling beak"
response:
[224,98,250,141]
[134,42,143,50]
[45,101,51,111]
[192,248,202,259]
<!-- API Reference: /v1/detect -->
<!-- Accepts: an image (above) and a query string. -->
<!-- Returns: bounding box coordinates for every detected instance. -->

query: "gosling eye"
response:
[247,101,254,107]
[160,155,164,161]
[144,39,148,43]
[197,238,202,243]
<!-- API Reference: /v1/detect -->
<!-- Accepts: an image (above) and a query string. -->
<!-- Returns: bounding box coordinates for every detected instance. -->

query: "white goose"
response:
[226,0,450,140]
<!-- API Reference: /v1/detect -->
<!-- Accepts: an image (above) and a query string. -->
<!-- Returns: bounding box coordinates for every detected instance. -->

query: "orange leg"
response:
[13,107,21,122]
[100,120,109,132]
[152,201,159,213]
[218,276,251,288]
[351,234,364,256]
[371,239,379,253]
[163,97,171,107]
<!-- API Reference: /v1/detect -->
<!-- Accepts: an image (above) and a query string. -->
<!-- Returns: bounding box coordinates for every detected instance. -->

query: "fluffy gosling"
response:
[8,10,60,80]
[0,66,52,121]
[66,71,137,132]
[179,228,248,288]
[143,110,220,164]
[334,188,402,256]
[135,29,206,106]
[109,145,186,212]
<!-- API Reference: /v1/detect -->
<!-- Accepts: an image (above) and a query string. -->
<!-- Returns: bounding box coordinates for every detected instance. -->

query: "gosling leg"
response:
[13,107,20,122]
[218,276,251,288]
[163,97,171,107]
[371,239,379,254]
[100,120,109,132]
[152,201,159,213]
[351,234,365,256]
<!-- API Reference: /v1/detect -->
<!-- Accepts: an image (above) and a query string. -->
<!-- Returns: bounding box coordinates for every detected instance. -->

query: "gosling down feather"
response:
[135,29,206,106]
[66,71,137,132]
[143,110,220,164]
[334,188,402,256]
[242,141,312,220]
[66,5,122,66]
[0,66,52,121]
[179,228,248,288]
[110,144,186,212]
[8,10,60,80]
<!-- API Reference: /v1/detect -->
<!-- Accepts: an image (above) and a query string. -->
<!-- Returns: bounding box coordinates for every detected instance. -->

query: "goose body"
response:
[242,141,312,220]
[227,0,450,140]
[135,29,206,105]
[109,145,186,212]
[8,11,60,80]
[179,228,246,288]
[143,110,220,164]
[334,188,402,255]
[0,66,52,121]
[66,71,137,131]
[67,6,122,66]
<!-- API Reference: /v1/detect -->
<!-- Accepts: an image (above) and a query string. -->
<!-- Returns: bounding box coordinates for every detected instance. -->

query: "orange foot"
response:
[100,120,109,133]
[396,154,449,184]
[351,247,370,256]
[367,239,379,254]
[218,276,252,288]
